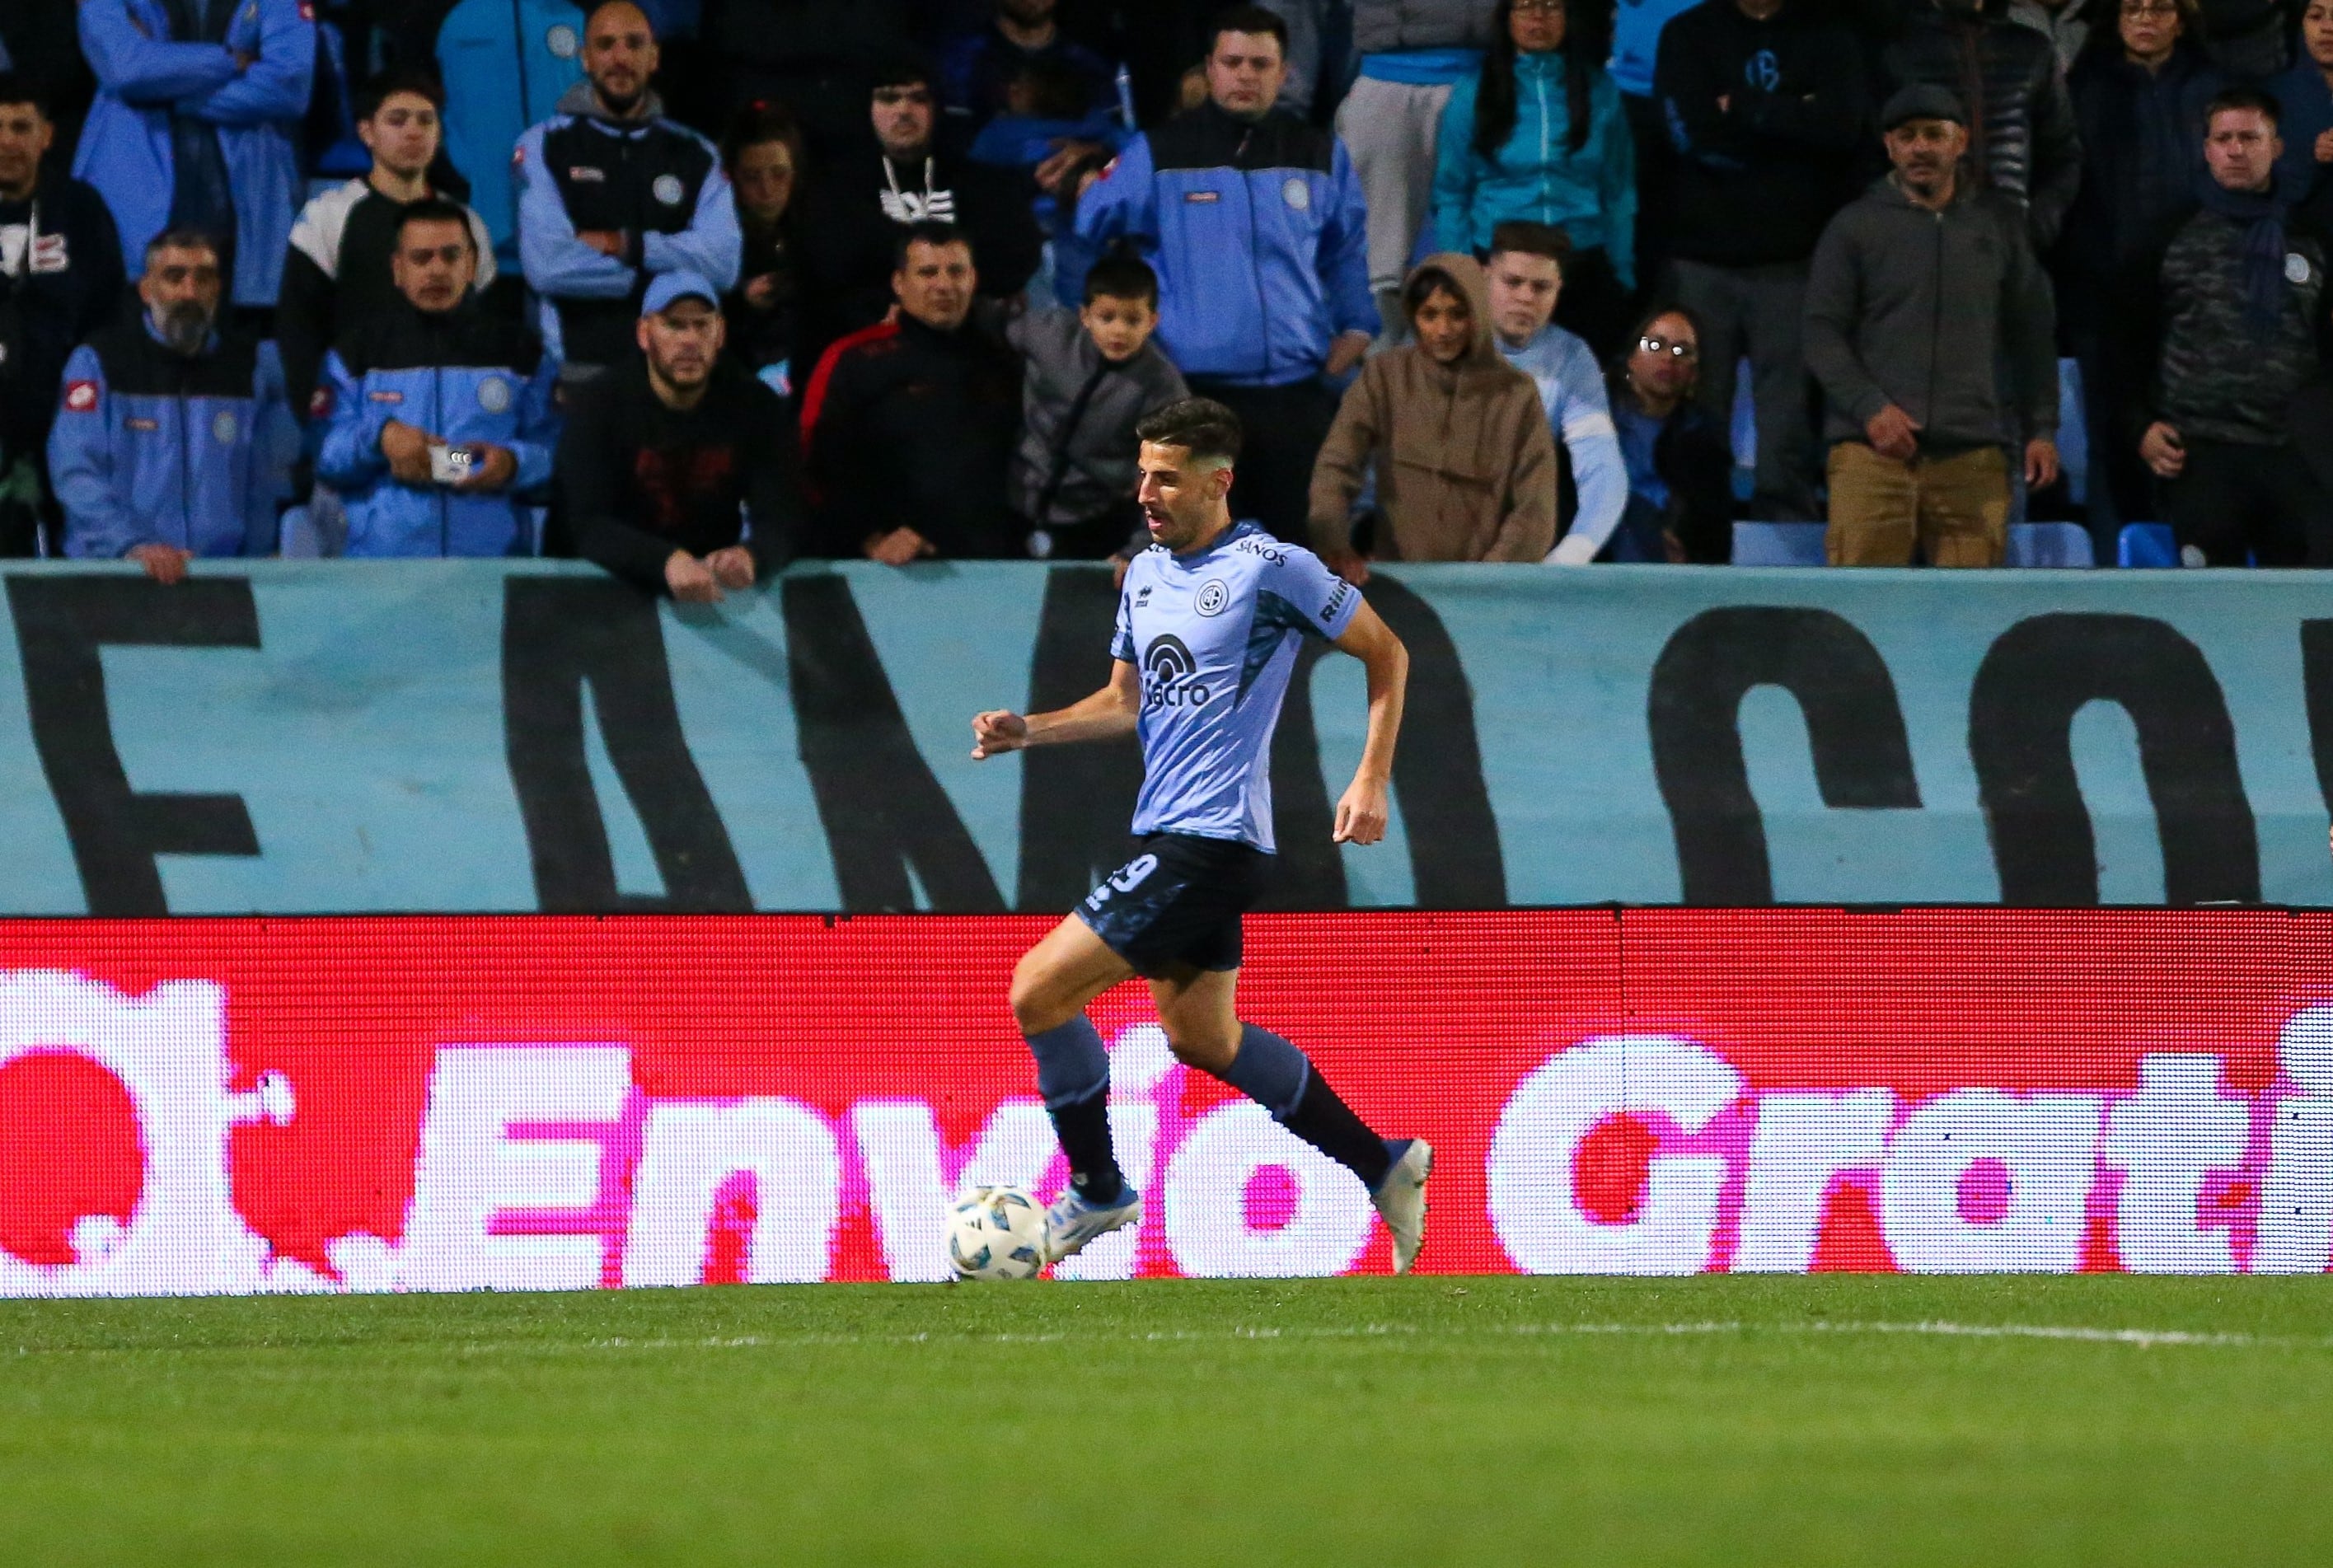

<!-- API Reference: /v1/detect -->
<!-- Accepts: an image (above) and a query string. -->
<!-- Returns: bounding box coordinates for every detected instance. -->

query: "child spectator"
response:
[1307,252,1558,578]
[719,101,806,383]
[1482,222,1626,562]
[1006,253,1188,564]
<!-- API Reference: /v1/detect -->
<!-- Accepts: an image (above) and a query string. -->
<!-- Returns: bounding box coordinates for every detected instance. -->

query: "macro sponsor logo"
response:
[0,913,2324,1295]
[1141,634,1206,711]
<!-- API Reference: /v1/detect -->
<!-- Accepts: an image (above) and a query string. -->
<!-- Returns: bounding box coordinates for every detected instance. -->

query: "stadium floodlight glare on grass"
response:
[0,1275,2327,1565]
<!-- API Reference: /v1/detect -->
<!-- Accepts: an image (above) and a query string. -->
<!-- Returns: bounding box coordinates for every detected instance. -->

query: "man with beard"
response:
[1805,86,2059,567]
[795,54,1040,375]
[517,1,740,377]
[316,202,558,557]
[799,223,1024,563]
[559,272,805,598]
[279,73,499,424]
[49,227,296,578]
[0,73,123,557]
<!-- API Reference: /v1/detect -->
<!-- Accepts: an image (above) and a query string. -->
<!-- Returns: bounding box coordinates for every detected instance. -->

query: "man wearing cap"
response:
[557,271,806,599]
[796,51,1041,376]
[316,199,558,558]
[516,1,741,378]
[1804,85,2059,567]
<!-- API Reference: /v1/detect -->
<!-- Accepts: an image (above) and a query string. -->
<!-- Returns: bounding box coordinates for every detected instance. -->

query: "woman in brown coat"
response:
[1307,252,1558,581]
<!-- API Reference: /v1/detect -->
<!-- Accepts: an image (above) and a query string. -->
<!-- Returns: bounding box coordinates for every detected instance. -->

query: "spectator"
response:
[1481,221,1626,561]
[2122,89,2333,564]
[720,102,805,381]
[1007,253,1188,562]
[942,0,1115,135]
[1337,0,1500,342]
[0,73,124,557]
[1070,6,1373,538]
[1656,0,1863,523]
[49,227,295,578]
[316,201,557,556]
[2270,0,2333,205]
[1605,305,1737,563]
[704,0,911,157]
[432,0,586,271]
[279,73,499,424]
[796,54,1042,375]
[2008,0,2089,72]
[2,4,95,168]
[1606,0,1698,297]
[560,271,804,598]
[2059,0,2218,545]
[800,223,1023,563]
[1431,0,1636,358]
[1805,86,2059,567]
[73,0,316,309]
[1877,0,2082,251]
[1307,253,1557,575]
[516,1,741,377]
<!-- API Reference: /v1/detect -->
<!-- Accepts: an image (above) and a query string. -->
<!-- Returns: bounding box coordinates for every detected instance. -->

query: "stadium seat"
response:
[2118,522,2180,568]
[2004,521,2094,568]
[1729,520,1827,566]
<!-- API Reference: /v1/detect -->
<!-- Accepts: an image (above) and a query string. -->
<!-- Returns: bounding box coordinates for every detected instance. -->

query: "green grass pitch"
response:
[1,1276,2327,1566]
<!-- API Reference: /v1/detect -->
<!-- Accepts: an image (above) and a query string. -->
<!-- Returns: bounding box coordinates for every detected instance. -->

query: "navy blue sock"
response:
[1024,1016,1124,1204]
[1220,1024,1393,1191]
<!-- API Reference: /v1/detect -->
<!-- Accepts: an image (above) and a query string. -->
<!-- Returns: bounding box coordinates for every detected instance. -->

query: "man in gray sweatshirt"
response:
[1804,84,2059,566]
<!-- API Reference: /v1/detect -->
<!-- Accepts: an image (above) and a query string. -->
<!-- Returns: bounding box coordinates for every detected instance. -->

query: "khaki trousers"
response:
[1825,442,2008,567]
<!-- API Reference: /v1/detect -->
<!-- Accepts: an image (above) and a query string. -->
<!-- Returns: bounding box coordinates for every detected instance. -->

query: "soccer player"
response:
[969,396,1433,1272]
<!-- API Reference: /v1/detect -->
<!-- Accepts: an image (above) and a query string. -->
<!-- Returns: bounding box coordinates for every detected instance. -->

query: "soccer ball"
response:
[947,1186,1048,1281]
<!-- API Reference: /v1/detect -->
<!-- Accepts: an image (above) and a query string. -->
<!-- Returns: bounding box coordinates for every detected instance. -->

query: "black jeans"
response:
[1184,377,1338,542]
[2162,438,2333,566]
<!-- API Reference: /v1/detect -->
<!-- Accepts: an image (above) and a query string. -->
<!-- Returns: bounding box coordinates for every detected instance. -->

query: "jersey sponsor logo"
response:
[368,390,405,404]
[1134,583,1154,607]
[1194,578,1230,617]
[546,23,579,58]
[476,376,512,414]
[652,174,686,207]
[1233,536,1286,565]
[1282,178,1310,212]
[1141,634,1207,710]
[63,380,98,414]
[1323,581,1352,622]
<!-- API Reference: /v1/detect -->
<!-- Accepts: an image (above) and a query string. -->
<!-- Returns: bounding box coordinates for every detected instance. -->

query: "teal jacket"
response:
[1431,51,1636,288]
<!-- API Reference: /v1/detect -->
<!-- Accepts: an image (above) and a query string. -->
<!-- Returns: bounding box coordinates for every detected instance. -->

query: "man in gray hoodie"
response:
[1805,84,2059,566]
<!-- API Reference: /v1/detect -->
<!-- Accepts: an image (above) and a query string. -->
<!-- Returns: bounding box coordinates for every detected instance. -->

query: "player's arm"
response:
[970,660,1141,758]
[1329,600,1408,845]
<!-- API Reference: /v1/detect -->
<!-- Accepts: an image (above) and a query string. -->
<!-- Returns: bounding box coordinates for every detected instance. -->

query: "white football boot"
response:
[1372,1140,1433,1274]
[1042,1184,1142,1266]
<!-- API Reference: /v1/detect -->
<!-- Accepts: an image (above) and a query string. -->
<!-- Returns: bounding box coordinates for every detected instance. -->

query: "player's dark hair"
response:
[396,197,476,250]
[1083,255,1159,309]
[1209,4,1291,56]
[2206,85,2281,129]
[1136,397,1244,466]
[1487,219,1572,269]
[893,220,973,272]
[356,68,446,122]
[0,73,53,119]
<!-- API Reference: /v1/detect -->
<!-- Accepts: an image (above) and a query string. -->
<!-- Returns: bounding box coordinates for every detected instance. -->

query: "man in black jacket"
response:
[794,54,1042,378]
[799,222,1023,563]
[1656,0,1864,522]
[560,272,805,598]
[1877,0,2082,250]
[0,73,123,556]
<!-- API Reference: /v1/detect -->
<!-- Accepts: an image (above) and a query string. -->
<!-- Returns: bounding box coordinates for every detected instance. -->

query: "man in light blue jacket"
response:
[73,0,315,308]
[1067,4,1372,537]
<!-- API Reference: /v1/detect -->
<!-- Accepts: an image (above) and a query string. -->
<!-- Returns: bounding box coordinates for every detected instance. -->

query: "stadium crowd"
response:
[6,0,2333,583]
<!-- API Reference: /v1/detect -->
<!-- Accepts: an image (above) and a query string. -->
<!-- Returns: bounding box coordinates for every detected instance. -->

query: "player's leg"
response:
[1150,966,1434,1272]
[1009,915,1139,1212]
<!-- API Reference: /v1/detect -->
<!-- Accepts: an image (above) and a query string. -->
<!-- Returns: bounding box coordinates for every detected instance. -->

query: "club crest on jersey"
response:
[653,175,686,207]
[476,376,512,414]
[213,410,239,445]
[1282,178,1310,212]
[1194,578,1230,617]
[546,23,578,57]
[63,380,98,414]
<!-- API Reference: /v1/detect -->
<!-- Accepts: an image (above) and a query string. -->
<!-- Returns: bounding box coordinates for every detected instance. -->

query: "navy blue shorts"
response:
[1075,834,1271,979]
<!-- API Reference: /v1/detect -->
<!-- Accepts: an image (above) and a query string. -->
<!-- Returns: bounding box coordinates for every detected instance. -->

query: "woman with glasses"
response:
[2060,0,2218,545]
[1598,306,1735,564]
[1429,0,1635,359]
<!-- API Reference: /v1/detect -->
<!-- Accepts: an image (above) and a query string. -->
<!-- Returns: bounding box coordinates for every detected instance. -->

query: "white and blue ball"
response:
[947,1186,1047,1280]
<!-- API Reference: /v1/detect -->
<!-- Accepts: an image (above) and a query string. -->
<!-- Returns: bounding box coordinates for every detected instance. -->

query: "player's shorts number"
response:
[1084,853,1160,911]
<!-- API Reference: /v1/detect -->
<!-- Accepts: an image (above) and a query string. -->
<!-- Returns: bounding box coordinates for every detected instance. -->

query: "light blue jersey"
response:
[1112,522,1362,852]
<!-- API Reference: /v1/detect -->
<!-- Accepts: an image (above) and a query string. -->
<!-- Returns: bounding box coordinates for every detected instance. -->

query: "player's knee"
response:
[1159,1020,1238,1074]
[1008,959,1070,1035]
